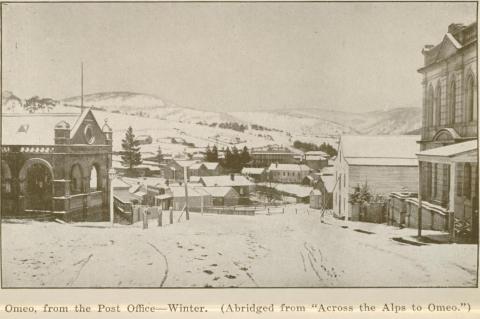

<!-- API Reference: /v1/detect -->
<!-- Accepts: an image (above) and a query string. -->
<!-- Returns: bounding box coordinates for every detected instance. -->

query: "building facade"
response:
[333,135,419,220]
[1,109,113,221]
[250,145,297,167]
[416,22,478,239]
[267,163,312,184]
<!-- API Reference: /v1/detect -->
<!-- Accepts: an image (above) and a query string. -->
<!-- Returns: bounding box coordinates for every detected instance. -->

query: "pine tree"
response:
[223,147,233,169]
[205,145,214,162]
[211,145,219,162]
[121,126,142,172]
[240,146,251,167]
[231,147,240,171]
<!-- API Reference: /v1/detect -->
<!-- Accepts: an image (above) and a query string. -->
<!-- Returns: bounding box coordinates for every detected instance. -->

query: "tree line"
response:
[205,145,251,172]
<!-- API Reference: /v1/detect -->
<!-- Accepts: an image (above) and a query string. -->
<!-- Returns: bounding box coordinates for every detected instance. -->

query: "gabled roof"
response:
[2,112,80,145]
[340,135,420,165]
[174,160,199,168]
[203,162,220,170]
[268,163,311,171]
[200,175,254,187]
[168,186,208,198]
[242,167,266,174]
[320,175,336,193]
[199,186,237,197]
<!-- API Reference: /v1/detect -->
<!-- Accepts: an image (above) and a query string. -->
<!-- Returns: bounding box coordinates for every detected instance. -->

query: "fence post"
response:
[448,211,455,243]
[295,208,297,215]
[142,208,148,229]
[282,207,285,214]
[158,207,162,227]
[170,206,173,224]
[267,208,270,215]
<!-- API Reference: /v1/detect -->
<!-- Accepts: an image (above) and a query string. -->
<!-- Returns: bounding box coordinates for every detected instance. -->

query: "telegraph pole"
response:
[184,166,190,220]
[81,62,84,111]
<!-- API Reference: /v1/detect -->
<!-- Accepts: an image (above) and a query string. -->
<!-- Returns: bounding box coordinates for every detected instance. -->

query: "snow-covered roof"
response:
[174,160,199,168]
[189,163,205,170]
[203,162,220,170]
[305,150,329,157]
[189,176,201,183]
[310,189,322,195]
[168,186,208,198]
[268,164,311,171]
[200,175,254,187]
[242,167,266,175]
[417,140,477,158]
[345,158,418,166]
[320,175,336,193]
[112,178,131,189]
[2,112,80,145]
[340,135,420,166]
[199,186,237,197]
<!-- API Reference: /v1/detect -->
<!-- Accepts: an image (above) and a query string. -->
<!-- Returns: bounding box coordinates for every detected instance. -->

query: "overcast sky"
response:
[2,2,476,112]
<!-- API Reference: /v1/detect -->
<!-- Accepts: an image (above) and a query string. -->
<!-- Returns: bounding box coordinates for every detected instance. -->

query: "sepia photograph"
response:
[1,1,478,289]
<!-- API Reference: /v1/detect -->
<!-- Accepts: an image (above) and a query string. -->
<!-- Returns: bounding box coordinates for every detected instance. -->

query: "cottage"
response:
[200,186,240,206]
[333,135,419,220]
[241,167,267,182]
[268,163,312,184]
[309,189,322,209]
[315,175,335,209]
[1,108,113,221]
[199,175,254,204]
[189,162,223,177]
[160,186,212,211]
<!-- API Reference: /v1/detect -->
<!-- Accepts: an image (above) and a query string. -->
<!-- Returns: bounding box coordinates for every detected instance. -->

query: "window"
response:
[70,164,83,194]
[448,80,456,124]
[432,164,438,199]
[464,163,472,199]
[90,165,100,191]
[427,85,434,126]
[466,75,477,122]
[435,84,442,125]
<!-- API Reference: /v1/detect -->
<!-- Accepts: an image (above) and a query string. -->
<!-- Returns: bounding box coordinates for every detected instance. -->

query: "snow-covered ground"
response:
[2,205,476,288]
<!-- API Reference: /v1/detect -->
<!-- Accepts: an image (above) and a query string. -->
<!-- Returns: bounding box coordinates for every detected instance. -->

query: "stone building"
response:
[1,108,113,221]
[416,22,478,238]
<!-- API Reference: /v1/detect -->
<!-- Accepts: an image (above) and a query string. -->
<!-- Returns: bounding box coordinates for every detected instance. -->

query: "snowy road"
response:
[2,205,477,287]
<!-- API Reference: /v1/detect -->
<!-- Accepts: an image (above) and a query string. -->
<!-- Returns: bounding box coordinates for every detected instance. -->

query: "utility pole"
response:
[184,166,190,220]
[417,162,423,238]
[81,62,84,111]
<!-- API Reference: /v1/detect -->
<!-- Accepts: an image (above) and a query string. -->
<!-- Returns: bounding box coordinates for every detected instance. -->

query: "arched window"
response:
[1,161,12,195]
[70,164,83,194]
[435,83,442,126]
[89,165,100,191]
[448,79,456,124]
[466,75,477,122]
[427,85,434,126]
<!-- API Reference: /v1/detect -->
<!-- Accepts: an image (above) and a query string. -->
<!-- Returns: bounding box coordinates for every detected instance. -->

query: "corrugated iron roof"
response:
[340,135,420,160]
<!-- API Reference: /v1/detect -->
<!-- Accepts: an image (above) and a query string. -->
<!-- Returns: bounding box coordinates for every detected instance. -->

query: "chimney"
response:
[230,173,235,181]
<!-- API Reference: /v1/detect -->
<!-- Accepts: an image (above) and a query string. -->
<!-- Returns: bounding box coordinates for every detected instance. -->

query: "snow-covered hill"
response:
[61,91,420,136]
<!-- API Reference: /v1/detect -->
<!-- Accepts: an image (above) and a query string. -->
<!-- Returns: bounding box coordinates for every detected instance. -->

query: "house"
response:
[304,151,329,170]
[200,186,240,206]
[189,162,223,177]
[163,159,198,181]
[136,134,153,145]
[155,186,212,211]
[241,167,267,182]
[199,175,255,204]
[310,189,322,209]
[1,108,112,221]
[314,175,335,209]
[250,145,297,167]
[333,135,420,220]
[415,22,478,240]
[268,163,312,184]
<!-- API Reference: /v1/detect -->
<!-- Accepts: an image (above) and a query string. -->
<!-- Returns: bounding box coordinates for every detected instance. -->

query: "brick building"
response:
[1,109,113,221]
[416,22,478,238]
